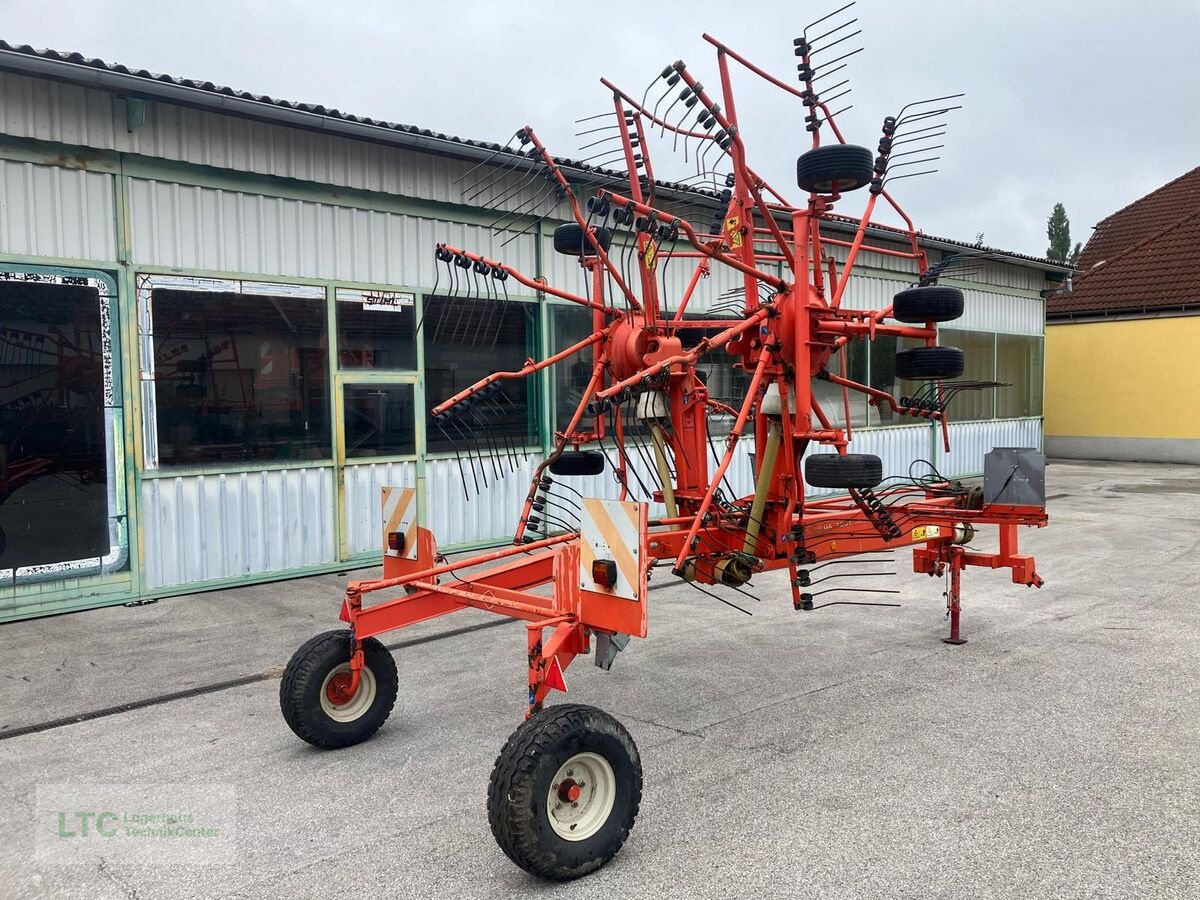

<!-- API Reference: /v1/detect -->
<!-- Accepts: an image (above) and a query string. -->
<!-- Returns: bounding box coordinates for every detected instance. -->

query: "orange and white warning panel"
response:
[381,486,418,559]
[579,497,644,602]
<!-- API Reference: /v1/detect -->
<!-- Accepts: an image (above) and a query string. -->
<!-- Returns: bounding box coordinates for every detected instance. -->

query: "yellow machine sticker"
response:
[911,525,941,541]
[725,215,743,249]
[642,239,658,271]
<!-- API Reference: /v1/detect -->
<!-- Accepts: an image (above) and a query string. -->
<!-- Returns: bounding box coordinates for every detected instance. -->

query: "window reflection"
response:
[0,279,110,569]
[344,384,415,458]
[150,288,330,465]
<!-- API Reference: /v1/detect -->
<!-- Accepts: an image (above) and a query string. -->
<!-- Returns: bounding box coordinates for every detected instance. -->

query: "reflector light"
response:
[591,558,618,588]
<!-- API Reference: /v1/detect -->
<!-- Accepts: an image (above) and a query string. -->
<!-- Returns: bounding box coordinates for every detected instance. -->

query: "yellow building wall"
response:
[1045,316,1200,439]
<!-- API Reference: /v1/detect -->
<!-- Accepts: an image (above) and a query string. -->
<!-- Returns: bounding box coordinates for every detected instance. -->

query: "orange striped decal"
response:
[580,497,642,601]
[381,486,418,559]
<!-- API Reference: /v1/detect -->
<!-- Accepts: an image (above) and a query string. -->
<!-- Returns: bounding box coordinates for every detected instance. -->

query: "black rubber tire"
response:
[553,224,612,256]
[549,450,606,477]
[796,144,874,194]
[892,286,964,323]
[894,346,965,380]
[488,704,641,881]
[805,453,883,489]
[280,629,398,749]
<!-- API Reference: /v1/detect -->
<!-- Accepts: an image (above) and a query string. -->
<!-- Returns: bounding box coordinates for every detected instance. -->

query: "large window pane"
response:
[549,305,596,433]
[866,334,925,426]
[996,334,1044,418]
[343,384,415,458]
[336,289,416,370]
[940,329,995,421]
[149,287,330,465]
[423,296,538,452]
[0,278,112,570]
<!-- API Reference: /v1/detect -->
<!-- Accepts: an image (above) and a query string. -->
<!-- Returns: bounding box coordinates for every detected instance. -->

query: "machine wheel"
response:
[805,453,883,489]
[553,223,612,256]
[280,630,398,749]
[796,144,874,194]
[892,286,964,323]
[895,346,965,380]
[549,450,606,477]
[488,704,642,881]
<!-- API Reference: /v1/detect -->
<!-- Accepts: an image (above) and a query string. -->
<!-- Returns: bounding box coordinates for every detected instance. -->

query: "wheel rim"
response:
[319,663,377,723]
[546,751,616,842]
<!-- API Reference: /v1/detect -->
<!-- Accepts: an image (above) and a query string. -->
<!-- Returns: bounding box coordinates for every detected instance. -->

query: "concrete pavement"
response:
[0,460,1197,898]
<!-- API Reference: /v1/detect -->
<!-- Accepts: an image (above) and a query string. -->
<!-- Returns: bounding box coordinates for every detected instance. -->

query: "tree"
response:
[1046,202,1078,265]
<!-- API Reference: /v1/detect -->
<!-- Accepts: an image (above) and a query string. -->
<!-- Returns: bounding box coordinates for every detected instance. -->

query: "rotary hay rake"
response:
[281,7,1048,880]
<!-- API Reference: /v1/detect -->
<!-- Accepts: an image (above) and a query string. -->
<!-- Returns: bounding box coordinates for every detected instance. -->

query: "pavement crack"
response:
[612,711,703,737]
[97,856,140,900]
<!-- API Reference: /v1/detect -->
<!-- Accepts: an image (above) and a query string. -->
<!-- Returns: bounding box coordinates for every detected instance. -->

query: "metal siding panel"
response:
[344,461,419,556]
[0,160,115,261]
[840,276,1044,336]
[426,456,542,546]
[141,468,335,589]
[128,179,536,289]
[957,288,1044,336]
[805,425,934,496]
[937,419,1043,479]
[0,72,118,149]
[840,275,909,312]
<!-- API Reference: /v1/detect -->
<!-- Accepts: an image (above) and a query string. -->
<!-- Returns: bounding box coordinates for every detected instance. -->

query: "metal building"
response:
[0,43,1071,622]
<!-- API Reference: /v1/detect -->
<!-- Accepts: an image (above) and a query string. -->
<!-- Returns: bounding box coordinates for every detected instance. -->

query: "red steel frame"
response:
[330,37,1047,715]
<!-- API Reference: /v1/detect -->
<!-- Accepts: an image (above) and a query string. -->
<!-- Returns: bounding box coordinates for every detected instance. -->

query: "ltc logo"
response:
[56,811,118,838]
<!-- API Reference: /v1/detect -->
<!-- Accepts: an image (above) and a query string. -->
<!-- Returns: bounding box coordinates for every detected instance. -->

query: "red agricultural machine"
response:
[281,9,1048,880]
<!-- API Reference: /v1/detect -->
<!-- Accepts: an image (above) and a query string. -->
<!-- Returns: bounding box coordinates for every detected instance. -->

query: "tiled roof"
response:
[1050,167,1200,317]
[0,40,1070,273]
[1073,167,1200,275]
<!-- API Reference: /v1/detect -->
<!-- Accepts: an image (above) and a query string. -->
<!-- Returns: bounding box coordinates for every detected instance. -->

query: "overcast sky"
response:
[2,0,1196,257]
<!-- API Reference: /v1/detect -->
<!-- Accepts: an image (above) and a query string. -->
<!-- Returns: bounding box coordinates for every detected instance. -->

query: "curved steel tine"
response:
[451,131,521,184]
[882,168,938,186]
[809,16,859,47]
[811,62,848,84]
[468,156,544,207]
[813,46,863,73]
[458,144,529,197]
[886,156,940,173]
[888,144,944,162]
[817,104,854,126]
[439,424,471,501]
[803,1,856,39]
[651,72,680,124]
[894,92,965,121]
[810,28,862,57]
[575,111,619,123]
[821,88,853,107]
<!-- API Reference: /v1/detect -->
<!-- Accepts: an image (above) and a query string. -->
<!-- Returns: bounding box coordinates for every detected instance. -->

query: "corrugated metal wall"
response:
[141,468,336,588]
[127,179,537,290]
[425,456,542,546]
[842,275,1044,336]
[0,72,572,221]
[0,159,115,261]
[938,418,1043,478]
